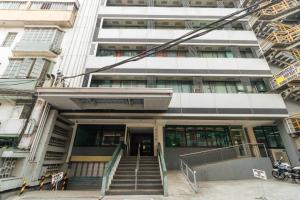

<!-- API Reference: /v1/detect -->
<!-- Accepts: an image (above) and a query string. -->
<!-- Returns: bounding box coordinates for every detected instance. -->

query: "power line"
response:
[63,0,281,80]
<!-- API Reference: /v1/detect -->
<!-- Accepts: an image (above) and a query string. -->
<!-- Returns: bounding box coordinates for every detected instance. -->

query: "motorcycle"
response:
[272,157,300,183]
[272,157,291,180]
[288,166,300,183]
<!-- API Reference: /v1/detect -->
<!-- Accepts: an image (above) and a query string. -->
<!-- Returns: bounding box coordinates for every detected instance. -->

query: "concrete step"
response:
[110,183,163,190]
[117,167,159,171]
[118,163,159,167]
[67,177,102,190]
[107,189,163,195]
[112,179,162,184]
[115,171,160,176]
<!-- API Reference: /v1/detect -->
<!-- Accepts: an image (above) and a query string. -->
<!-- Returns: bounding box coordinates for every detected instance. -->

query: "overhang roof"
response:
[36,87,173,111]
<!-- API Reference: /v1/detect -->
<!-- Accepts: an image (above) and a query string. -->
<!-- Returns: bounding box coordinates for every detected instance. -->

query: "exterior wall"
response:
[276,119,300,166]
[86,57,271,77]
[195,157,273,181]
[0,28,23,76]
[59,0,101,87]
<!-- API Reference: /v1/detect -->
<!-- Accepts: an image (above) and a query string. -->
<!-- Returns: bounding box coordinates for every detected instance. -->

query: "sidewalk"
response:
[7,171,300,200]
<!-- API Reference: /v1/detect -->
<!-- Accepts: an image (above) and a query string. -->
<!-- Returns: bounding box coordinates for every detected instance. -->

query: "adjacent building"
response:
[242,0,300,166]
[0,0,79,192]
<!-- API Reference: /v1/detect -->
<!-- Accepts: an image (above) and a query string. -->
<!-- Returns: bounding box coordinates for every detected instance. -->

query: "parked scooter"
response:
[272,157,290,180]
[272,157,300,183]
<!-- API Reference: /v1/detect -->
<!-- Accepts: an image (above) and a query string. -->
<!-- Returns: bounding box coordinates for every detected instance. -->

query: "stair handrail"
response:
[135,143,141,190]
[100,143,124,196]
[157,142,168,196]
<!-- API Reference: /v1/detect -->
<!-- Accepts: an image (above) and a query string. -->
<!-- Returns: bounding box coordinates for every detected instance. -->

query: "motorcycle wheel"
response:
[295,178,300,184]
[272,171,285,180]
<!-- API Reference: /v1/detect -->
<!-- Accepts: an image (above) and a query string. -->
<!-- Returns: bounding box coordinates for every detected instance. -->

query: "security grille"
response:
[0,1,26,9]
[0,158,17,178]
[1,32,17,47]
[30,2,75,10]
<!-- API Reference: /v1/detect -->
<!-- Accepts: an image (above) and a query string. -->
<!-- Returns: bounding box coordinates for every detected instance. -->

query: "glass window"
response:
[165,125,231,148]
[215,82,227,93]
[0,1,26,9]
[225,82,238,93]
[1,32,17,47]
[165,126,186,147]
[74,125,125,147]
[254,126,284,148]
[195,127,207,146]
[254,81,267,93]
[225,51,234,58]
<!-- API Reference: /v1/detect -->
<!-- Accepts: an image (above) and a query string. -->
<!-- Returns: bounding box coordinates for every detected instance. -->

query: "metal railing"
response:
[179,143,268,192]
[180,158,198,192]
[100,143,123,196]
[135,143,141,191]
[157,143,168,196]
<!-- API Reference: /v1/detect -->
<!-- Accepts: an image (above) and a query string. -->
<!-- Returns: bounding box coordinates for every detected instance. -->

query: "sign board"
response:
[252,169,267,180]
[52,172,64,184]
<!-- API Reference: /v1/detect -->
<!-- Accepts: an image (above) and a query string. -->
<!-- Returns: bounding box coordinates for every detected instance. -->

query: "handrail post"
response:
[135,143,141,191]
[157,143,168,196]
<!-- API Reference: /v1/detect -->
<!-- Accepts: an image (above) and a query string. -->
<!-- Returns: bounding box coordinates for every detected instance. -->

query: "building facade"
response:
[0,0,79,192]
[0,0,298,195]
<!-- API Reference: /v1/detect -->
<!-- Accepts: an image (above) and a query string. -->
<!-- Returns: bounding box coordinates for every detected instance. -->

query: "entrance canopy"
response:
[36,87,172,110]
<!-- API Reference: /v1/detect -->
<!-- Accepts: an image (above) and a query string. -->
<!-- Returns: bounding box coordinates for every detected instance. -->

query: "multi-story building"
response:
[31,0,292,195]
[242,0,300,166]
[0,0,297,197]
[0,0,79,193]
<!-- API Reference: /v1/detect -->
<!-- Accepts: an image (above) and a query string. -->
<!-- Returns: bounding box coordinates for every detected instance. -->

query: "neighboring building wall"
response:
[0,0,80,193]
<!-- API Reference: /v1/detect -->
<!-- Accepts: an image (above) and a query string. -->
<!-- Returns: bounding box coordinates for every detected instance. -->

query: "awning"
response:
[36,87,173,111]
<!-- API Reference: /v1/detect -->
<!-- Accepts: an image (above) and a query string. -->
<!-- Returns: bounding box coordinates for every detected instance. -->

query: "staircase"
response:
[67,177,102,190]
[108,156,163,195]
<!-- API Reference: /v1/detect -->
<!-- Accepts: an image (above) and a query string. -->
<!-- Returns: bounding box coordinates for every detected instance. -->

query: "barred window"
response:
[3,58,50,79]
[0,1,26,9]
[30,2,75,10]
[3,59,23,78]
[1,32,17,47]
[21,28,56,43]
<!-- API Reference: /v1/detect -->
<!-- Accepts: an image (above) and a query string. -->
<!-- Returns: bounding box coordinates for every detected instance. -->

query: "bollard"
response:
[61,173,68,191]
[19,180,26,195]
[39,176,45,190]
[51,181,56,191]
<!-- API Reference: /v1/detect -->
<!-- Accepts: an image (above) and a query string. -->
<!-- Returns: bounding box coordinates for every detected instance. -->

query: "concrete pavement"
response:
[6,171,300,200]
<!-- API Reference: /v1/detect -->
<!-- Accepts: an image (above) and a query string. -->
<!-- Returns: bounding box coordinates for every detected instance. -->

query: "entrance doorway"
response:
[127,127,154,156]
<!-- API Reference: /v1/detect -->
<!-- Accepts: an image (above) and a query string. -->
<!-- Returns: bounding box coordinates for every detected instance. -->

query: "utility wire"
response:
[63,0,281,80]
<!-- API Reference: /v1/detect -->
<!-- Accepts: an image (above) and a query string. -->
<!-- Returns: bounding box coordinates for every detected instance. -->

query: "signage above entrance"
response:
[36,87,172,111]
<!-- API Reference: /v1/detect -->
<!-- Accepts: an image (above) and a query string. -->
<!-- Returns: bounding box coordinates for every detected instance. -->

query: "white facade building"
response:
[0,0,297,196]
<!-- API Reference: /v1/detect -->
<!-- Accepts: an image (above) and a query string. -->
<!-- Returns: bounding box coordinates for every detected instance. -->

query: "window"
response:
[203,81,245,93]
[21,28,57,43]
[165,125,232,147]
[156,80,193,93]
[3,58,50,79]
[254,81,267,93]
[17,28,64,53]
[30,2,75,10]
[0,1,26,9]
[254,126,284,148]
[0,137,18,148]
[1,32,17,47]
[74,125,125,147]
